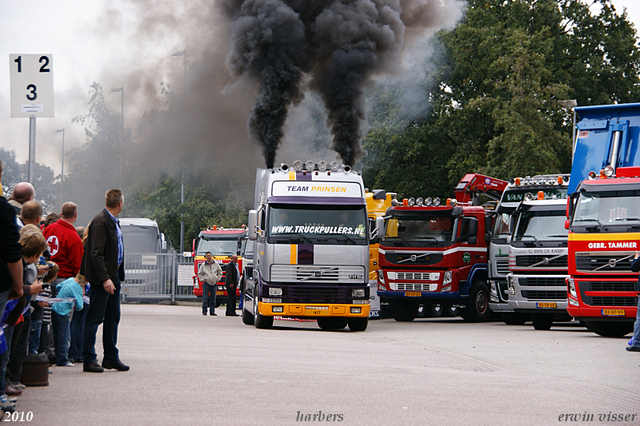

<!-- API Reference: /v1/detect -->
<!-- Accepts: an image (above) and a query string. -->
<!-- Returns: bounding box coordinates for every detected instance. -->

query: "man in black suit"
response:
[225,255,239,316]
[81,189,129,372]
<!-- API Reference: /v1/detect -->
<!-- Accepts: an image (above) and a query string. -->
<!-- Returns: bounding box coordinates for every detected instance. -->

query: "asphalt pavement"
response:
[12,303,640,426]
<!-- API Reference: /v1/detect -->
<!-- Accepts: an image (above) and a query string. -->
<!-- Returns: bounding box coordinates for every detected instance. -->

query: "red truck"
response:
[376,174,508,322]
[192,227,245,306]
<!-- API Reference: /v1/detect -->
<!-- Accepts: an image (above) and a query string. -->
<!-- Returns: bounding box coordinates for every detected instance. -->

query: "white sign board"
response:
[10,54,55,118]
[271,181,362,198]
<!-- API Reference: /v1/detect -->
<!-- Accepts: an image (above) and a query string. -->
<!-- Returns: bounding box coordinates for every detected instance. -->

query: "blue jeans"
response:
[0,289,12,394]
[52,311,71,365]
[632,294,640,348]
[202,282,217,315]
[69,306,88,361]
[29,319,42,355]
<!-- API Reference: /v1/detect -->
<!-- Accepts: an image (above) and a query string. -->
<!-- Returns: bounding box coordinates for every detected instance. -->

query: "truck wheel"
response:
[253,300,273,329]
[532,313,554,330]
[348,317,368,332]
[242,294,254,326]
[501,312,529,325]
[317,318,348,330]
[584,321,633,337]
[460,281,490,322]
[389,299,418,322]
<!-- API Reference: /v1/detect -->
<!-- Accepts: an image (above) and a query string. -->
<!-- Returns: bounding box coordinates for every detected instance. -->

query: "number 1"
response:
[14,56,21,72]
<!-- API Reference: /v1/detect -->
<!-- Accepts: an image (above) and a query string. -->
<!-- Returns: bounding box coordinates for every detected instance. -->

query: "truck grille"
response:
[515,255,567,268]
[496,259,510,275]
[271,265,365,283]
[384,252,443,266]
[590,297,638,307]
[394,283,438,291]
[575,254,635,273]
[288,286,349,304]
[519,277,566,287]
[396,272,437,281]
[590,282,637,291]
[521,290,566,300]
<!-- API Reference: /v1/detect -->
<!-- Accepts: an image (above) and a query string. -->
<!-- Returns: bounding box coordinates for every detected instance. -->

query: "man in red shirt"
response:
[44,202,84,294]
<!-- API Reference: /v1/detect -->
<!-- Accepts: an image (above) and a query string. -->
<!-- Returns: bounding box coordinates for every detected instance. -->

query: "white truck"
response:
[243,160,371,331]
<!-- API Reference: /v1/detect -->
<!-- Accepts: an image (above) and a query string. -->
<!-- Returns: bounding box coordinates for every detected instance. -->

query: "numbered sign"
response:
[10,54,54,118]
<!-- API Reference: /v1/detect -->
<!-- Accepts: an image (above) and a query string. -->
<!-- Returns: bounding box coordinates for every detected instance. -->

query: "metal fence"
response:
[121,252,198,302]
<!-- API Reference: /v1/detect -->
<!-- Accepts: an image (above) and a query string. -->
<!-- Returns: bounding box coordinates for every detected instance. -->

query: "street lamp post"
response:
[172,50,187,255]
[559,99,578,161]
[55,129,65,208]
[111,87,124,188]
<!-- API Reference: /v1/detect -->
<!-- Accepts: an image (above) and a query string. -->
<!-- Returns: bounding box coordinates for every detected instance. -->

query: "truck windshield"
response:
[268,205,367,244]
[121,226,159,254]
[513,210,568,242]
[383,211,454,245]
[197,238,239,256]
[573,190,640,226]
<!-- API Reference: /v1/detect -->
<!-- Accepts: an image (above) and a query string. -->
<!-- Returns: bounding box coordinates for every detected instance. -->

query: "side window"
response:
[259,208,265,231]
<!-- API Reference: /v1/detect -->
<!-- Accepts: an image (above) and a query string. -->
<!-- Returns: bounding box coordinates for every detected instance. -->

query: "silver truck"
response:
[506,198,571,330]
[243,160,371,331]
[488,175,569,325]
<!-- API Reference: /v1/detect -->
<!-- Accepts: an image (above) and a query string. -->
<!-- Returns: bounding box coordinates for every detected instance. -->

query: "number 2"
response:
[39,56,50,73]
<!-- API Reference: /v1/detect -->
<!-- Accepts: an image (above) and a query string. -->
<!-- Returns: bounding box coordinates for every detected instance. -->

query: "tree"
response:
[362,0,640,193]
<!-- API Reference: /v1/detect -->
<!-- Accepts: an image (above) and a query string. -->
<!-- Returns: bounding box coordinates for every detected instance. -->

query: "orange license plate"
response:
[536,302,557,309]
[405,291,421,297]
[216,291,224,295]
[602,309,625,317]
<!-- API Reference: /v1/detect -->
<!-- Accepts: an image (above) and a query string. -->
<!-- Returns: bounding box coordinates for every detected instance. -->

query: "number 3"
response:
[26,84,37,101]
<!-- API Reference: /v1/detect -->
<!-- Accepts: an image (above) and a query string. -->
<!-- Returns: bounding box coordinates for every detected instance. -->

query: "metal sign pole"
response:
[28,115,36,183]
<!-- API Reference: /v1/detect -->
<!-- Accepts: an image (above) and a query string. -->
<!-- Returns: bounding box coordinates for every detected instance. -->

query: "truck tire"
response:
[242,293,254,326]
[348,317,368,332]
[460,281,490,322]
[253,300,273,329]
[500,312,529,325]
[584,321,633,337]
[317,318,348,330]
[532,313,554,330]
[389,299,418,322]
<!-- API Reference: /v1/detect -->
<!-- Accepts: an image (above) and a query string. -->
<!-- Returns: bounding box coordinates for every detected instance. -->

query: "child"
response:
[51,275,84,367]
[0,229,46,403]
[29,262,57,355]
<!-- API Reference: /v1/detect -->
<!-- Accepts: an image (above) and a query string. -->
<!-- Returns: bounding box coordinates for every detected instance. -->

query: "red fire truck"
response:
[376,174,508,322]
[565,103,640,337]
[192,227,246,306]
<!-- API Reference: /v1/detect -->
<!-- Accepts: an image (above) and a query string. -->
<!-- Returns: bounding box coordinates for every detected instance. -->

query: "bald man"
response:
[8,182,35,216]
[17,200,43,228]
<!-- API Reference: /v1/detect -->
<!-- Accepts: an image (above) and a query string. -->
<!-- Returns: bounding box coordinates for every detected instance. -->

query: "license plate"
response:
[216,291,224,295]
[602,309,625,317]
[536,302,557,309]
[405,291,421,297]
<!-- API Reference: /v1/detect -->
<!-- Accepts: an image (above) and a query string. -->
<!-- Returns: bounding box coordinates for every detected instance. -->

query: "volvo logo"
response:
[410,255,417,262]
[608,258,617,268]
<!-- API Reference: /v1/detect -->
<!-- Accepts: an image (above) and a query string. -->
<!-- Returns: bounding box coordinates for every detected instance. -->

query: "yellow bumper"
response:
[258,302,370,318]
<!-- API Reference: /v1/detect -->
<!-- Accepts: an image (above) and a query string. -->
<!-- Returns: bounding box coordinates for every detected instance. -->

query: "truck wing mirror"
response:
[248,210,258,241]
[371,216,385,244]
[565,219,570,230]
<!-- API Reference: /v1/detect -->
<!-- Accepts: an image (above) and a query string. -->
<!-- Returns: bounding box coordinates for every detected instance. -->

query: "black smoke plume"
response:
[224,0,438,168]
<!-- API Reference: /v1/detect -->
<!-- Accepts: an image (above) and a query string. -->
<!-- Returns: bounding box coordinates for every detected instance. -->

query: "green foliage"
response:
[362,0,640,194]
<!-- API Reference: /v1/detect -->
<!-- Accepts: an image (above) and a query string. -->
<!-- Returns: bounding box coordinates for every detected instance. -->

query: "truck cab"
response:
[487,175,569,325]
[506,197,570,330]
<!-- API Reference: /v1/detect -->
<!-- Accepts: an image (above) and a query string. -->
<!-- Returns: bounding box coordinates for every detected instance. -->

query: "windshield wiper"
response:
[521,234,541,245]
[578,218,608,231]
[545,235,568,238]
[612,217,640,221]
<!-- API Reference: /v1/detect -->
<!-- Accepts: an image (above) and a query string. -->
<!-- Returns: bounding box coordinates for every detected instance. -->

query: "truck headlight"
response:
[377,269,385,285]
[269,287,283,296]
[567,278,577,298]
[507,274,515,295]
[443,271,452,285]
[352,288,366,298]
[263,298,282,303]
[489,280,499,302]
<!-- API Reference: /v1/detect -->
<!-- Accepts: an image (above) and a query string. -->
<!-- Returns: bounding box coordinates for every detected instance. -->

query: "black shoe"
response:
[102,359,130,371]
[626,346,640,352]
[226,313,239,316]
[83,361,104,373]
[210,313,217,316]
[202,312,207,316]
